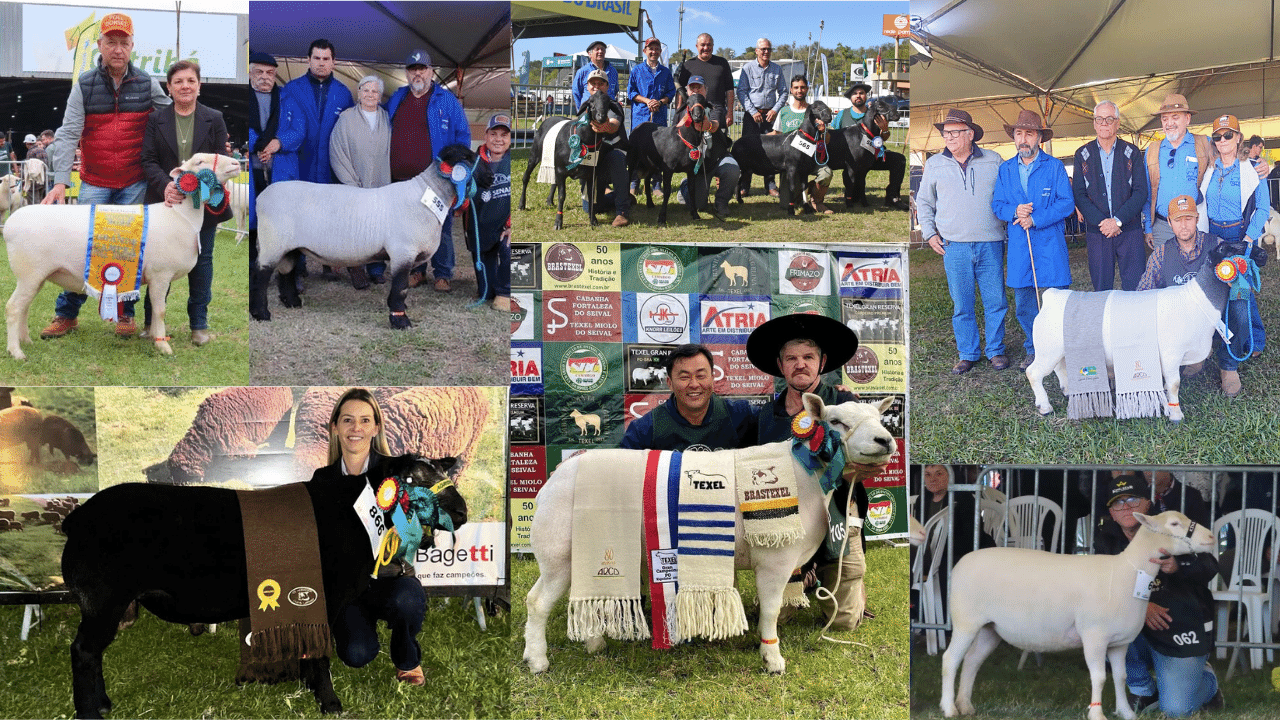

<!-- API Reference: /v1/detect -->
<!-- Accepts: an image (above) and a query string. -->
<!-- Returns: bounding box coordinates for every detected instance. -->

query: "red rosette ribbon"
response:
[689,149,701,161]
[376,478,400,512]
[808,424,825,453]
[177,172,200,194]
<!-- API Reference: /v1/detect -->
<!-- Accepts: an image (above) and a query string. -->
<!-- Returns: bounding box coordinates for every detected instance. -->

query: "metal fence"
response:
[911,465,1280,679]
[0,157,52,216]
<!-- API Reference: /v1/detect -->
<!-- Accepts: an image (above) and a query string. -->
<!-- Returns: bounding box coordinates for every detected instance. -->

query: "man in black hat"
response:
[572,40,618,109]
[833,82,907,210]
[246,51,280,273]
[620,344,757,451]
[747,313,883,629]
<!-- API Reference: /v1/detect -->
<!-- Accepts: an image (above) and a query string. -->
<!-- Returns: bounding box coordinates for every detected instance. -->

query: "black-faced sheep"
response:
[61,453,467,719]
[159,387,295,484]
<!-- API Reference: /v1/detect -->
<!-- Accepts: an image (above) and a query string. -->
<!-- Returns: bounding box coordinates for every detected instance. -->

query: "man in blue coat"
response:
[571,40,618,110]
[1072,100,1148,291]
[991,109,1074,369]
[275,39,352,184]
[386,49,472,292]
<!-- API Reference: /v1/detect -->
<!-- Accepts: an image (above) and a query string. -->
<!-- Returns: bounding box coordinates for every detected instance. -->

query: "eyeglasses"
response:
[1213,131,1236,142]
[1093,116,1118,125]
[941,129,971,139]
[1110,497,1144,510]
[758,47,772,52]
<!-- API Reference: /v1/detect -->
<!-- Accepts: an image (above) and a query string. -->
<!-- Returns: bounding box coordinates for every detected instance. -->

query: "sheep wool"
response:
[167,387,295,484]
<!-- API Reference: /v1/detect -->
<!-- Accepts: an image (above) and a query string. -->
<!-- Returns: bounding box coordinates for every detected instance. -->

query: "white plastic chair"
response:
[1005,496,1063,553]
[979,498,1015,545]
[912,508,950,656]
[1211,509,1279,671]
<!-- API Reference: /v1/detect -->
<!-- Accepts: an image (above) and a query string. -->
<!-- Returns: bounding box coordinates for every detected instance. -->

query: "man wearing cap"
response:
[832,82,908,210]
[991,108,1074,370]
[572,41,618,110]
[469,113,511,310]
[747,313,888,630]
[621,344,758,451]
[580,69,631,227]
[673,71,740,219]
[246,51,280,278]
[736,37,786,198]
[917,109,1009,375]
[628,37,675,129]
[1143,93,1212,250]
[23,134,47,166]
[386,48,471,292]
[1093,474,1224,717]
[1073,100,1149,291]
[40,12,171,340]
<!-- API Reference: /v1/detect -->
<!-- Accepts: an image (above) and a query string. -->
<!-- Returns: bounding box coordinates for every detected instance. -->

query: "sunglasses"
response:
[1213,131,1236,142]
[1110,496,1144,510]
[1167,147,1176,168]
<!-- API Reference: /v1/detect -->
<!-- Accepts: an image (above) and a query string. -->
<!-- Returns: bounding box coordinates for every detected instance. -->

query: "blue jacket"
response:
[572,62,618,110]
[627,62,675,128]
[386,83,471,160]
[992,150,1075,288]
[1072,137,1148,229]
[275,74,353,183]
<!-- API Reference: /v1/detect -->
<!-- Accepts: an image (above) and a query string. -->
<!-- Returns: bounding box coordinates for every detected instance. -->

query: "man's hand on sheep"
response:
[164,182,185,207]
[41,183,66,205]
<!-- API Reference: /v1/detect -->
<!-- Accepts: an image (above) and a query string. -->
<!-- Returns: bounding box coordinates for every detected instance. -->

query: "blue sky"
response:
[515,1,908,68]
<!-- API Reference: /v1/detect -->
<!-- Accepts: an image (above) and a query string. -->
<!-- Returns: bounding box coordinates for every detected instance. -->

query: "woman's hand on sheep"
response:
[164,182,186,207]
[1144,602,1173,631]
[1149,548,1179,575]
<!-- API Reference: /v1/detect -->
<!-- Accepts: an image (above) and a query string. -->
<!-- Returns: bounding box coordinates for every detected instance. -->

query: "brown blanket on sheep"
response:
[236,483,331,682]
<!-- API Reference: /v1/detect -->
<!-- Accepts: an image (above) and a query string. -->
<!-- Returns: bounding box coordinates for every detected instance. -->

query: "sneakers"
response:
[395,665,425,686]
[114,316,137,338]
[40,316,77,339]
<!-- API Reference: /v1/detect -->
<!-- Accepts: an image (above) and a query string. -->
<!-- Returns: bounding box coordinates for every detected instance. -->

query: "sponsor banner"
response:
[698,294,771,344]
[836,252,905,298]
[882,13,911,38]
[543,242,621,291]
[625,344,675,393]
[704,343,775,396]
[842,344,906,392]
[413,521,505,586]
[508,444,548,499]
[510,343,544,396]
[510,292,538,340]
[509,395,545,445]
[512,0,641,27]
[699,246,771,295]
[625,292,692,345]
[622,244,699,293]
[511,243,542,290]
[510,497,538,552]
[542,290,623,343]
[776,250,832,296]
[543,341,624,396]
[544,392,623,448]
[842,297,906,345]
[623,392,670,429]
[772,293,839,319]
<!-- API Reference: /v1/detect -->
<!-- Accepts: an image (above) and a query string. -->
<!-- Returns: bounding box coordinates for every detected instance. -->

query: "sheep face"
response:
[804,393,896,467]
[169,153,243,185]
[685,92,708,125]
[1134,510,1215,555]
[809,101,834,131]
[438,144,493,190]
[380,454,468,538]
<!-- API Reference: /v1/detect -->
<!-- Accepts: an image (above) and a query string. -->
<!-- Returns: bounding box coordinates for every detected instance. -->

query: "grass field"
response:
[0,227,251,386]
[510,543,910,720]
[511,142,909,246]
[0,595,509,719]
[910,640,1278,719]
[247,231,508,386]
[0,387,98,495]
[908,243,1280,465]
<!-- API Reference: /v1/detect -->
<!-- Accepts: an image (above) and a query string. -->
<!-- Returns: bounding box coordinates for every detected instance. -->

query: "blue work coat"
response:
[275,75,353,183]
[992,150,1075,289]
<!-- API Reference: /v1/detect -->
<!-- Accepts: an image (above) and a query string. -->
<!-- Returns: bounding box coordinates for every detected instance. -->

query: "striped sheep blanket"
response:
[569,449,749,648]
[1063,290,1165,419]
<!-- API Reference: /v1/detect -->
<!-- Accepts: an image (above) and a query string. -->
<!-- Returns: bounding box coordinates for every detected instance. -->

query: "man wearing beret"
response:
[572,40,618,109]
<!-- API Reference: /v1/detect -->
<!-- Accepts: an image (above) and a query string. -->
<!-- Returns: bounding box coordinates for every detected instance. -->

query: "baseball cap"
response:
[99,13,133,37]
[1168,195,1198,221]
[687,75,706,87]
[404,49,431,68]
[586,68,609,85]
[1210,114,1240,137]
[1107,475,1150,508]
[644,37,662,48]
[487,114,511,132]
[23,134,37,144]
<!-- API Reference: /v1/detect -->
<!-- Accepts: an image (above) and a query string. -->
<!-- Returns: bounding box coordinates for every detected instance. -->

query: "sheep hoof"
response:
[389,314,412,330]
[9,348,26,361]
[155,340,173,355]
[319,698,342,715]
[280,296,302,309]
[526,656,550,674]
[584,635,605,654]
[251,310,271,322]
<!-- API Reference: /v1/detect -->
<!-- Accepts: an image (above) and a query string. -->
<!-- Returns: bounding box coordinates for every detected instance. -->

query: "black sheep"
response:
[730,101,835,216]
[61,454,467,719]
[627,92,730,224]
[827,97,901,209]
[40,415,96,466]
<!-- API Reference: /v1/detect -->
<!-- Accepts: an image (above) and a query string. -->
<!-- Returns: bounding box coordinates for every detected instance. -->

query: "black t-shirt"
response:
[677,56,733,111]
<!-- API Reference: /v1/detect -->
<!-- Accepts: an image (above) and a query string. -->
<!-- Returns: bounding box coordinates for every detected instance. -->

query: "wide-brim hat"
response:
[1003,108,1053,141]
[843,82,872,99]
[746,314,859,378]
[1155,93,1195,116]
[1107,474,1150,508]
[933,108,984,143]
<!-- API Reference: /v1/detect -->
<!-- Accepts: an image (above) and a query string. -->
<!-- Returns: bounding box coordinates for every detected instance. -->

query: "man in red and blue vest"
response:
[40,12,171,340]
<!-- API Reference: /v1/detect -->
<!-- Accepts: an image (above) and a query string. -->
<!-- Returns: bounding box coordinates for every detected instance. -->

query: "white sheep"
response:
[523,394,895,675]
[1025,241,1236,422]
[4,153,241,359]
[251,144,490,328]
[0,174,20,220]
[1262,213,1279,251]
[941,510,1214,720]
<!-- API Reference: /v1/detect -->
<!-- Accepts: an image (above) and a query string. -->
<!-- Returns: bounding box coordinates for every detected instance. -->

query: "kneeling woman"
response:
[311,388,428,685]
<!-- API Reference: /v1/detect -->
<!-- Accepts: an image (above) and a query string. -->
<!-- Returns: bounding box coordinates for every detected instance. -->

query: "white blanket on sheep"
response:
[536,121,571,184]
[1110,291,1165,418]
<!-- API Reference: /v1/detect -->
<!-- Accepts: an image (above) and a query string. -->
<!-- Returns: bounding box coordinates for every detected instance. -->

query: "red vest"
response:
[78,63,154,188]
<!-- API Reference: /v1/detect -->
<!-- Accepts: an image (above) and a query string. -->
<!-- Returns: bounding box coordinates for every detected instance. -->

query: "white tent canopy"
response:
[910,0,1280,154]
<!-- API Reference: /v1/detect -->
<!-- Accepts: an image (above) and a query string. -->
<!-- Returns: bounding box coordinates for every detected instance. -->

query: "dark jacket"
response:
[1073,137,1148,229]
[141,103,230,232]
[309,450,387,484]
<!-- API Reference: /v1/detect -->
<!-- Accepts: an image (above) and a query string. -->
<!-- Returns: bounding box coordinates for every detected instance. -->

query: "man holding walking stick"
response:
[992,109,1074,370]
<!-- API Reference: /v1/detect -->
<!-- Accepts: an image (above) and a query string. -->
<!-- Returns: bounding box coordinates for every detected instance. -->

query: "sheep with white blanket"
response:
[251,144,491,329]
[523,394,895,675]
[1025,240,1239,422]
[941,510,1214,720]
[4,154,241,359]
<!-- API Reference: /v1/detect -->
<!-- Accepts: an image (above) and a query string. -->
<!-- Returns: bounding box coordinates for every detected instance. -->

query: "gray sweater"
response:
[916,146,1005,244]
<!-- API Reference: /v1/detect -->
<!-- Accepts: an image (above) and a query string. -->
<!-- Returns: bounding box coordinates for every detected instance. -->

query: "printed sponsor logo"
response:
[510,347,542,384]
[597,546,622,577]
[545,243,585,282]
[685,469,728,490]
[1132,360,1149,380]
[701,301,768,335]
[785,252,824,292]
[509,297,527,334]
[841,258,903,288]
[1080,366,1097,377]
[866,487,896,532]
[562,344,608,392]
[638,246,682,290]
[639,294,685,343]
[287,586,319,608]
[846,346,880,384]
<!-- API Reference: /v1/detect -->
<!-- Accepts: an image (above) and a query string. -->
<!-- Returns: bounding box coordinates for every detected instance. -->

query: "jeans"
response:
[143,223,216,331]
[1125,634,1217,717]
[55,180,148,319]
[942,241,1008,361]
[412,211,454,281]
[333,574,426,671]
[677,156,741,212]
[1013,284,1069,355]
